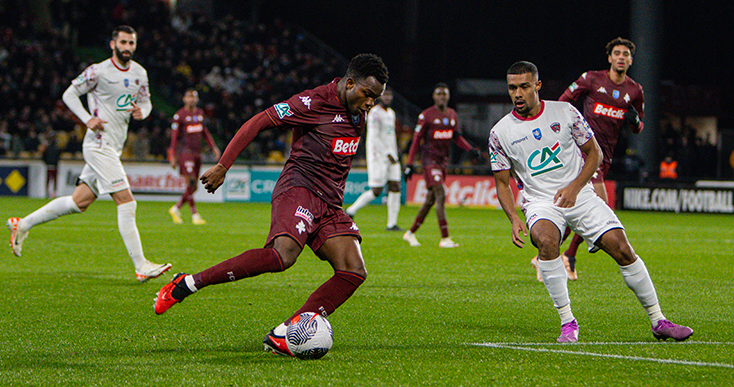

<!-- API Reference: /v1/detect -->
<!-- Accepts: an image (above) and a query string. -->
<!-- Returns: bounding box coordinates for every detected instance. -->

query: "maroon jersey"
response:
[170,107,216,156]
[407,106,460,168]
[560,70,644,164]
[264,79,364,208]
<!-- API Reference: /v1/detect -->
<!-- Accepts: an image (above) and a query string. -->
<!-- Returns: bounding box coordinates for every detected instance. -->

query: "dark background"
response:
[226,0,733,127]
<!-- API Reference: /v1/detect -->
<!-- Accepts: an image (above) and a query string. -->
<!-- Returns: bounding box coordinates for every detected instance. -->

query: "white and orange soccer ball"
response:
[285,312,333,360]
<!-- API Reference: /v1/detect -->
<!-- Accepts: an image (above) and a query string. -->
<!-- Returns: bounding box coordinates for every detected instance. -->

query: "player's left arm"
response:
[129,75,152,120]
[203,125,221,159]
[626,89,645,134]
[554,136,602,208]
[453,131,482,158]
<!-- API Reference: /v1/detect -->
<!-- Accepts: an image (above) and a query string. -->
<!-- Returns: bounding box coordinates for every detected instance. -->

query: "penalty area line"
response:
[468,342,734,369]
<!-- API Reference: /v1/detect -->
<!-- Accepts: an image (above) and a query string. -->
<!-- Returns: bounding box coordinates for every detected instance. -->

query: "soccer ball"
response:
[285,312,333,360]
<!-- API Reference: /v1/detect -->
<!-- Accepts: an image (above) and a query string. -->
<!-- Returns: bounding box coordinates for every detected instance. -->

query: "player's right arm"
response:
[495,169,527,248]
[62,65,105,131]
[200,111,276,193]
[489,129,526,248]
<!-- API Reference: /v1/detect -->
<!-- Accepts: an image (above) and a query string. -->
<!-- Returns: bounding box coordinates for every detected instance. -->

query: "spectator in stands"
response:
[659,153,678,180]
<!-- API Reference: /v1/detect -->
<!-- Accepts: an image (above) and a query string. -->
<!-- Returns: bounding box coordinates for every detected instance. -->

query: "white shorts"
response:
[367,157,402,188]
[79,146,130,196]
[522,188,623,251]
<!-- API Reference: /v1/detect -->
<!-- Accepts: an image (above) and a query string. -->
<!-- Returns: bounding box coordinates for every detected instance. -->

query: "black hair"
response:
[434,82,449,91]
[507,61,539,79]
[112,25,137,40]
[606,37,636,56]
[345,54,389,85]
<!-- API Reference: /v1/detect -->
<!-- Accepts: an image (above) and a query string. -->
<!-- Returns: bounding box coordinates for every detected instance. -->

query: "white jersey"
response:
[63,58,151,155]
[489,100,595,202]
[365,105,398,164]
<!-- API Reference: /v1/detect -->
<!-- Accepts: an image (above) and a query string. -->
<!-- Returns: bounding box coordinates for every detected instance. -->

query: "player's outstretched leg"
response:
[530,256,543,282]
[154,247,286,314]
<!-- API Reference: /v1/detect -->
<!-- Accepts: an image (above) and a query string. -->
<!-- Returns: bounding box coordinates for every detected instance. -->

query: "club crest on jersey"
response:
[550,122,561,133]
[124,79,129,87]
[612,90,620,99]
[332,137,360,155]
[294,206,314,225]
[527,142,563,176]
[351,115,360,125]
[532,128,542,140]
[443,118,449,125]
[274,102,293,119]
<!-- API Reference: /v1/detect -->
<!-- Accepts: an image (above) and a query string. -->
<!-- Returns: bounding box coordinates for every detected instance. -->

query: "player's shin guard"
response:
[619,256,659,308]
[21,196,81,230]
[285,270,366,324]
[192,248,285,289]
[538,256,571,310]
[117,201,147,269]
[386,191,400,228]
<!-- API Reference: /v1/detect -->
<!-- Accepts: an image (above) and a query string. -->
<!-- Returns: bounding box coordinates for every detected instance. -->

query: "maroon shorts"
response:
[265,187,361,253]
[178,154,201,179]
[591,161,611,184]
[422,164,447,188]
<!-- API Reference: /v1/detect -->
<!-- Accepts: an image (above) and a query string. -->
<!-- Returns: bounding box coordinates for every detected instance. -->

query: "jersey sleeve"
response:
[264,93,317,128]
[633,85,645,119]
[559,72,590,102]
[70,64,99,95]
[488,129,512,171]
[134,70,152,119]
[567,104,594,146]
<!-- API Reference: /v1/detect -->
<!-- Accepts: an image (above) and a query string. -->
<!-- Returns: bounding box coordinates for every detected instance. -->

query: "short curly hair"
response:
[345,54,389,85]
[606,37,636,56]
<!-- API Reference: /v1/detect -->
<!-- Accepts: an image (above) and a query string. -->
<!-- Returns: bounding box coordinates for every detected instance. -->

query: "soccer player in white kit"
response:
[346,88,402,230]
[489,61,692,342]
[6,26,171,283]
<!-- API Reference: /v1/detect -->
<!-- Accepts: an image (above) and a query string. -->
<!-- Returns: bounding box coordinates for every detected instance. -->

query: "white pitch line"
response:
[469,342,734,369]
[470,341,734,347]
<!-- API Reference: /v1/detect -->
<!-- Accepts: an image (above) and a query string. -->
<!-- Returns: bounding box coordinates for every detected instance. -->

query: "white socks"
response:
[20,196,81,231]
[117,201,147,270]
[619,257,665,325]
[387,191,401,228]
[538,256,573,323]
[184,275,198,293]
[347,190,376,216]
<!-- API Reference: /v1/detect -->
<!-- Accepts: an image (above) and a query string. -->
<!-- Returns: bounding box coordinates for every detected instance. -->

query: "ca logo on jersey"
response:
[116,94,135,111]
[527,142,563,176]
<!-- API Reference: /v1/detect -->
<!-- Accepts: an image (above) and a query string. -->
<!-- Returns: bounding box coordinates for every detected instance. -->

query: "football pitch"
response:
[1,196,732,386]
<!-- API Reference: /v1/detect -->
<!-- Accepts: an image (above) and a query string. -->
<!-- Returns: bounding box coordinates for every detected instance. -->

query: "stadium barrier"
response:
[0,160,46,198]
[0,161,402,205]
[618,182,734,214]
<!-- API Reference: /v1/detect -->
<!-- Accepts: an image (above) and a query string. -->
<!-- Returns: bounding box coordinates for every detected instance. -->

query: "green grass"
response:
[0,197,732,386]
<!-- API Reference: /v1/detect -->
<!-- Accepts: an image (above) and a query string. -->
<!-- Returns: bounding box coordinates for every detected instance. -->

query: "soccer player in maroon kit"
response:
[167,89,220,225]
[402,83,481,248]
[154,54,388,357]
[531,37,645,281]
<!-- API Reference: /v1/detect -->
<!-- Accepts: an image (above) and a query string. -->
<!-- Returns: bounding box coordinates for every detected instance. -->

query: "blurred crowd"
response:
[0,0,343,164]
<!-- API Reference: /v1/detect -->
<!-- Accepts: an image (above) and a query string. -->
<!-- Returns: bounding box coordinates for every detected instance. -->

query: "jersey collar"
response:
[512,100,545,121]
